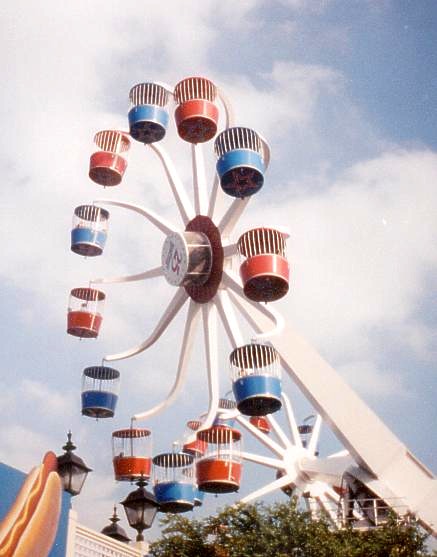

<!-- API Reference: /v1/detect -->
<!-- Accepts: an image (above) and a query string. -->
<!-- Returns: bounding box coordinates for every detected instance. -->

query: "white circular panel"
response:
[161,232,189,286]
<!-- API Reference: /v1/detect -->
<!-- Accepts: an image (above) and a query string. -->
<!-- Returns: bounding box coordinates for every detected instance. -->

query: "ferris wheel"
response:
[67,77,437,535]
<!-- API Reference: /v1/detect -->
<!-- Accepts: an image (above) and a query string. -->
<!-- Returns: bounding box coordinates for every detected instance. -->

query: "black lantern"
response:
[101,505,131,544]
[121,480,158,542]
[57,431,92,496]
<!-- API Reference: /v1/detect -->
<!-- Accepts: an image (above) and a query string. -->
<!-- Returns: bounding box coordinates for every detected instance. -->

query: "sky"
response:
[0,0,436,543]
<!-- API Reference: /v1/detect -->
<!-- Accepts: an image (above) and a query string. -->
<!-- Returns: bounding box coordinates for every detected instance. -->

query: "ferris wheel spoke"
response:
[191,143,208,215]
[199,302,220,430]
[148,143,195,225]
[307,414,322,456]
[300,453,353,485]
[132,300,201,422]
[239,473,297,504]
[91,266,163,285]
[103,288,189,362]
[257,132,271,171]
[223,271,285,339]
[241,452,284,470]
[218,197,251,237]
[281,393,303,448]
[313,487,340,524]
[236,414,285,457]
[266,414,293,450]
[222,242,238,258]
[215,290,244,348]
[93,198,176,236]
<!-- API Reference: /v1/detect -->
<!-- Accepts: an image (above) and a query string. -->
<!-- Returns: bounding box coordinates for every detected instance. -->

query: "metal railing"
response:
[66,511,145,557]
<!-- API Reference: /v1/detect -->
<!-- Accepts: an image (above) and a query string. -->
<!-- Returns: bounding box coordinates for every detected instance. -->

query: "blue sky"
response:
[0,0,436,542]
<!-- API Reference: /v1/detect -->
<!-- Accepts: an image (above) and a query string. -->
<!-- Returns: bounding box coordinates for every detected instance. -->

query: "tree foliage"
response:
[149,500,434,557]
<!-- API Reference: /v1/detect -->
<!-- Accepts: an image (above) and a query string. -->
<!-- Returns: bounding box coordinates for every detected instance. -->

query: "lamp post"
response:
[56,431,92,496]
[120,479,158,543]
[101,505,131,543]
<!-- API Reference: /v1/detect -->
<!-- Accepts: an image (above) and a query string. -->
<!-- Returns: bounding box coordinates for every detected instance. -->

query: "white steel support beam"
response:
[200,303,220,430]
[91,266,163,285]
[230,293,437,535]
[192,143,208,215]
[103,288,188,362]
[132,300,201,422]
[149,143,195,225]
[93,199,176,236]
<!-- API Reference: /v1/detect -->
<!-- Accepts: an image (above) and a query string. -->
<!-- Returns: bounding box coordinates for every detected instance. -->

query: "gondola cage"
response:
[89,130,131,187]
[81,366,120,419]
[153,451,196,513]
[214,127,266,198]
[67,287,105,339]
[71,205,109,257]
[249,415,271,435]
[213,397,237,427]
[196,425,242,494]
[230,343,282,416]
[238,228,290,302]
[128,82,170,144]
[174,77,219,143]
[183,420,207,457]
[112,428,152,482]
[298,415,315,448]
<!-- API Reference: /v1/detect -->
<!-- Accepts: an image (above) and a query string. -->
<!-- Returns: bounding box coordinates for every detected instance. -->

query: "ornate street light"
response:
[101,505,131,544]
[120,480,158,542]
[57,431,92,496]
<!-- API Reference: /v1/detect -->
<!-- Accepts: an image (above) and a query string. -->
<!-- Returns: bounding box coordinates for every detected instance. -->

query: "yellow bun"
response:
[13,472,62,557]
[0,467,39,546]
[0,452,61,557]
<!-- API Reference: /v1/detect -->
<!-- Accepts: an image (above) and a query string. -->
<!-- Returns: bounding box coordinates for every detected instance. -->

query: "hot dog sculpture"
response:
[0,452,62,557]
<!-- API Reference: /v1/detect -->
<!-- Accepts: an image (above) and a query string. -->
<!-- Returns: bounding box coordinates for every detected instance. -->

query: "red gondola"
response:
[238,228,290,302]
[249,416,271,434]
[112,428,152,482]
[196,425,242,494]
[174,77,218,143]
[67,287,105,339]
[89,130,131,187]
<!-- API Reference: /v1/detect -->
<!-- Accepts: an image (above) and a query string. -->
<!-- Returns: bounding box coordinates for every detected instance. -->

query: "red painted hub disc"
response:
[184,216,223,303]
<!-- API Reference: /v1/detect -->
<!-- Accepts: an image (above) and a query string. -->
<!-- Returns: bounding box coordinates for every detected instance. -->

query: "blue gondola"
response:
[214,127,265,198]
[71,205,109,257]
[128,82,169,144]
[81,366,120,419]
[230,343,282,416]
[153,452,195,513]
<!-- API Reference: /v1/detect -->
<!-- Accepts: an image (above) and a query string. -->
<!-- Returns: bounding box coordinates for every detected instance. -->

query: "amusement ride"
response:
[67,77,437,536]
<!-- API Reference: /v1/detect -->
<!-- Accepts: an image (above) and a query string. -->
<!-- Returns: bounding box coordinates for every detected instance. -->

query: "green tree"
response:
[149,500,433,557]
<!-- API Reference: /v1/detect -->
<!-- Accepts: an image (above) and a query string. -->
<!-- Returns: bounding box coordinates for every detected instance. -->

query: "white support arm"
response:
[241,452,285,470]
[191,143,208,215]
[207,88,236,221]
[132,300,201,422]
[236,415,285,457]
[307,414,322,456]
[91,266,163,285]
[267,414,293,451]
[199,303,220,430]
[215,290,244,348]
[222,243,238,258]
[299,454,354,486]
[103,288,188,362]
[223,271,284,340]
[281,393,303,448]
[229,292,437,535]
[218,197,251,237]
[93,199,175,236]
[240,473,297,504]
[148,143,195,225]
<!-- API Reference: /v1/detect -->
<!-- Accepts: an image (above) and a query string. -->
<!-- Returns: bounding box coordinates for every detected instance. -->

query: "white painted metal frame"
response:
[77,81,436,536]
